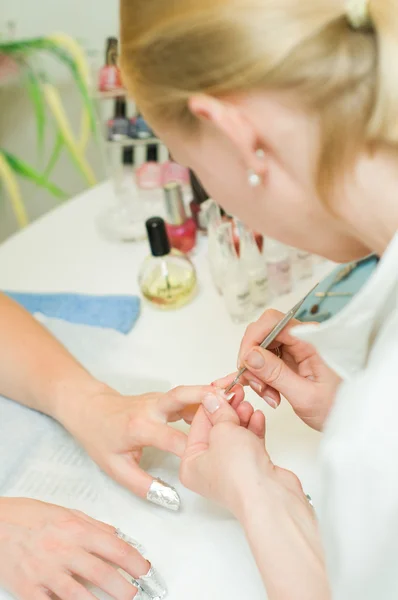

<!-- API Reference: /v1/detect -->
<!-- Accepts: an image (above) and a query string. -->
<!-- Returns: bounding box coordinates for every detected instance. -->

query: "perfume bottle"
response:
[239,222,269,308]
[293,248,313,280]
[265,238,293,297]
[163,182,197,253]
[217,222,253,323]
[139,217,197,310]
[98,37,122,92]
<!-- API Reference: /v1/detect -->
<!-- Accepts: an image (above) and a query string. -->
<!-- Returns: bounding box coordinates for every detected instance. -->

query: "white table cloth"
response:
[0,182,329,600]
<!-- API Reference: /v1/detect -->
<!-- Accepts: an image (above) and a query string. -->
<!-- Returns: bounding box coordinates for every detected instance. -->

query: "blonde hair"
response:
[120,0,398,190]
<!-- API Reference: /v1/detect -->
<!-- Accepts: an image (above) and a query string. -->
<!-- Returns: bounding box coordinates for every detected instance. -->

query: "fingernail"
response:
[248,380,264,395]
[264,396,278,410]
[245,350,265,370]
[203,392,220,414]
[218,389,235,402]
[147,478,180,511]
[137,563,167,599]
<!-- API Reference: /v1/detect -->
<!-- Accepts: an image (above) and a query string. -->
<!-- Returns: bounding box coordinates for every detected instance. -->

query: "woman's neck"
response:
[339,148,398,256]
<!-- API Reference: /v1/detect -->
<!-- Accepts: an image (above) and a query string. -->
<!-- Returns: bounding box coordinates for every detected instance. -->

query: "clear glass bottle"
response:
[292,248,313,280]
[139,217,197,310]
[265,238,293,297]
[217,222,253,323]
[202,199,224,294]
[238,221,269,308]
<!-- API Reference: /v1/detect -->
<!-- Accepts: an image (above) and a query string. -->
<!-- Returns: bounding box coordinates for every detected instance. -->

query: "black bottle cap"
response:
[114,98,127,118]
[146,217,171,257]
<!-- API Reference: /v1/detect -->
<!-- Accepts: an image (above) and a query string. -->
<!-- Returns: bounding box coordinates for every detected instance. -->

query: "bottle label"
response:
[223,282,252,320]
[249,275,268,306]
[267,260,292,295]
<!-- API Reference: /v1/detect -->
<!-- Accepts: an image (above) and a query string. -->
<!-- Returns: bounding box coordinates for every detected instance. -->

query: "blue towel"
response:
[298,255,379,322]
[4,292,141,334]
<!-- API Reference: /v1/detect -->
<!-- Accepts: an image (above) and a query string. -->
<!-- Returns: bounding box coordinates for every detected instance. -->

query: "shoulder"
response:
[322,306,398,461]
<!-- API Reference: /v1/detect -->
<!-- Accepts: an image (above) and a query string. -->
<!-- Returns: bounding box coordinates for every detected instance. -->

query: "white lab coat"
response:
[294,235,398,599]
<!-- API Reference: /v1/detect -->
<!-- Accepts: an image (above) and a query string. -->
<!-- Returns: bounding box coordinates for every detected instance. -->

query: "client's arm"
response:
[0,292,100,417]
[0,293,224,498]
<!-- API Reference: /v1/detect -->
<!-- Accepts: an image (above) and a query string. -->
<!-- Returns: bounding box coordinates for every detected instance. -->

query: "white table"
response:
[0,182,329,600]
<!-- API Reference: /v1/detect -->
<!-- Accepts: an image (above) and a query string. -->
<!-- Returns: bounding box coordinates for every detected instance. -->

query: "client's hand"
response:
[56,384,244,510]
[0,497,160,600]
[219,309,341,431]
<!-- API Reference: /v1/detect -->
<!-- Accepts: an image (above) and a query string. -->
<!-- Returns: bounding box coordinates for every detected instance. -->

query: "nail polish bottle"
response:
[189,171,210,232]
[98,37,123,92]
[217,222,253,323]
[135,114,154,139]
[162,161,190,187]
[292,248,313,280]
[139,217,197,310]
[108,98,130,141]
[239,222,269,308]
[163,182,197,254]
[265,238,293,297]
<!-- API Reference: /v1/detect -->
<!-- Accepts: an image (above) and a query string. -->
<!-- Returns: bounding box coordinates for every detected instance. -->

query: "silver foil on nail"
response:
[116,530,168,599]
[147,478,181,511]
[138,564,167,599]
[133,588,151,600]
[115,529,146,555]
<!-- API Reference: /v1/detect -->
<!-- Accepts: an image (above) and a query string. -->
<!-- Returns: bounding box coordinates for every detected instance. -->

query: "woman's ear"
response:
[188,94,268,183]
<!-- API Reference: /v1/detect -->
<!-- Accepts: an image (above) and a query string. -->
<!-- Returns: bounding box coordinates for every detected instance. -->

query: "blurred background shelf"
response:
[95,88,127,100]
[106,137,161,147]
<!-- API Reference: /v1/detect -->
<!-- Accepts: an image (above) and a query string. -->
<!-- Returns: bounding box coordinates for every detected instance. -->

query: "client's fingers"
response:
[248,411,266,439]
[202,391,240,426]
[213,372,264,397]
[236,401,254,428]
[110,455,181,511]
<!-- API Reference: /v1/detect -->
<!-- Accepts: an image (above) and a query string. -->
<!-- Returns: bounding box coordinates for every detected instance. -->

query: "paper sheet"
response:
[0,317,266,600]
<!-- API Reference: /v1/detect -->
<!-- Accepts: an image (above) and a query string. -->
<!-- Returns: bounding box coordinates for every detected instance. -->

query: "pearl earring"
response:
[247,148,265,187]
[248,170,261,187]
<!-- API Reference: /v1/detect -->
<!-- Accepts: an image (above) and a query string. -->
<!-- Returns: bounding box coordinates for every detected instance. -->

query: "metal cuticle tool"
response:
[225,283,319,394]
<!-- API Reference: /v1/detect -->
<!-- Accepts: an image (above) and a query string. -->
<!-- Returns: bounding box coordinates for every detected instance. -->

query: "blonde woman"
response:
[120,1,398,598]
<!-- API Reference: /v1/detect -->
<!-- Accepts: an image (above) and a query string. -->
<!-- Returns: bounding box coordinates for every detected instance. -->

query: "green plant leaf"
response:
[24,68,46,154]
[43,131,64,180]
[0,37,97,134]
[2,150,67,200]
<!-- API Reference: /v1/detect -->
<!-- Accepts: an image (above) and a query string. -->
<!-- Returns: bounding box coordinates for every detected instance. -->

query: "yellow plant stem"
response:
[43,84,96,187]
[79,109,91,152]
[48,33,94,150]
[0,153,29,228]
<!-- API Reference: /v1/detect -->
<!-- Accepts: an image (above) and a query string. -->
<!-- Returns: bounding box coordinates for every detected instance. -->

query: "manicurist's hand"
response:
[180,391,330,600]
[0,497,158,600]
[56,383,245,509]
[220,309,341,431]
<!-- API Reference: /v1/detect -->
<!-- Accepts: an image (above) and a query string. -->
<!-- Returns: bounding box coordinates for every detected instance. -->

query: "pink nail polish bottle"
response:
[163,182,197,254]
